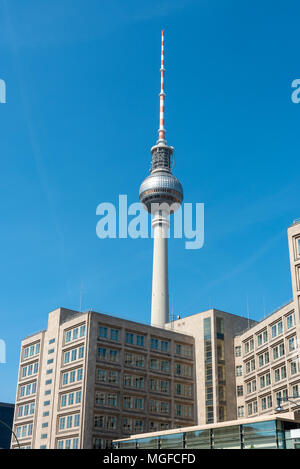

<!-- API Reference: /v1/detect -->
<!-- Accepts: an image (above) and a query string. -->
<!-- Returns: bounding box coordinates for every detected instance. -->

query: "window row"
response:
[94,415,117,430]
[65,325,86,344]
[175,343,193,358]
[60,390,82,408]
[16,423,33,439]
[21,362,39,379]
[20,381,37,398]
[62,367,83,386]
[57,438,79,449]
[59,413,80,430]
[23,343,40,360]
[239,314,296,356]
[17,402,35,418]
[63,346,84,365]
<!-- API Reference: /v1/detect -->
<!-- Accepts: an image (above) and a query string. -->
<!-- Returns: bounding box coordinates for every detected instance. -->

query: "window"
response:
[99,326,108,338]
[150,359,158,370]
[136,335,145,347]
[110,329,119,341]
[161,341,169,352]
[245,359,255,374]
[271,325,277,338]
[94,416,104,428]
[237,385,243,397]
[110,349,119,362]
[98,347,106,359]
[235,346,241,357]
[74,414,80,427]
[245,339,254,354]
[258,331,268,346]
[289,336,296,352]
[95,392,105,406]
[66,331,71,343]
[107,416,117,430]
[236,366,242,377]
[237,406,244,417]
[292,384,299,398]
[151,338,159,350]
[290,361,297,375]
[126,332,134,344]
[287,313,295,330]
[96,369,106,383]
[109,370,118,384]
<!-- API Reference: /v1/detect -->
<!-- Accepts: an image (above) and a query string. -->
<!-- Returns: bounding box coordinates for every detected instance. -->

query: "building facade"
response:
[166,310,254,424]
[11,309,195,449]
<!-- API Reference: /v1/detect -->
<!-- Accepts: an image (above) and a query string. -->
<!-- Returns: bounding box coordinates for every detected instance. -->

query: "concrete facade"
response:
[11,309,195,449]
[166,310,253,424]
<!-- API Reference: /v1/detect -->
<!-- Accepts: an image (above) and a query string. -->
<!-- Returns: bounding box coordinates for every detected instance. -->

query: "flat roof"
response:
[114,412,300,442]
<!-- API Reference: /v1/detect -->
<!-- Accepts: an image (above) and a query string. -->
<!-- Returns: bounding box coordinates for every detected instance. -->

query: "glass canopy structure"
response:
[113,417,300,450]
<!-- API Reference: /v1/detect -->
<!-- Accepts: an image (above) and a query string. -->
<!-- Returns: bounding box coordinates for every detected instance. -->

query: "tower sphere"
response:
[139,169,183,213]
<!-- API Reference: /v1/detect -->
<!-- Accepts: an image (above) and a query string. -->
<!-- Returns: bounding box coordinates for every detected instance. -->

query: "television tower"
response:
[139,30,183,327]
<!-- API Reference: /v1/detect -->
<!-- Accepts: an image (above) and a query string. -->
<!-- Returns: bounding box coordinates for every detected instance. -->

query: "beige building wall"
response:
[11,309,195,449]
[166,310,253,424]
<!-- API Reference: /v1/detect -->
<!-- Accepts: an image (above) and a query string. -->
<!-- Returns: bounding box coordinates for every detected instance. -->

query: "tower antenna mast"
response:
[158,30,166,144]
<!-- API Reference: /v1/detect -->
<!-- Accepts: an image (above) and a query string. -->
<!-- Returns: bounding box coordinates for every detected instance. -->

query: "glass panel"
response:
[185,429,210,449]
[243,420,277,449]
[118,440,137,449]
[160,433,183,449]
[137,437,159,449]
[213,425,241,449]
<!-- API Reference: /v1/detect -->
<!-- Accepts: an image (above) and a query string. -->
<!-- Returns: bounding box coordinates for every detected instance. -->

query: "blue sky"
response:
[1,0,300,402]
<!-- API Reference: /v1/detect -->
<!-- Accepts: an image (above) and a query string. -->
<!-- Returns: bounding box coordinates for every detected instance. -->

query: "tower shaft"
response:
[151,211,169,327]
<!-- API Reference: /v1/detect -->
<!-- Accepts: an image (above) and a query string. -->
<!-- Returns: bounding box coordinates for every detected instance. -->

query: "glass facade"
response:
[216,317,226,422]
[114,419,300,450]
[204,318,213,424]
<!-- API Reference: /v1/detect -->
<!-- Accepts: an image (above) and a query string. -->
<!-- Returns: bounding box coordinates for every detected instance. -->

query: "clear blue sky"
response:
[1,0,300,402]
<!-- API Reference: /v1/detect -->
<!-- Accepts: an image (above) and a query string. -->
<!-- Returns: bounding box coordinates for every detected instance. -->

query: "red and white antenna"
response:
[158,29,166,144]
